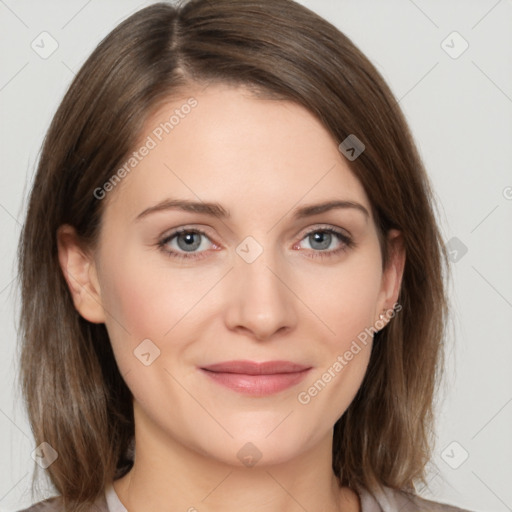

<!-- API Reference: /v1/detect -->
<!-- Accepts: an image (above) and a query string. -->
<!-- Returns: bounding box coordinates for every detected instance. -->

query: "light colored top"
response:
[20,482,474,511]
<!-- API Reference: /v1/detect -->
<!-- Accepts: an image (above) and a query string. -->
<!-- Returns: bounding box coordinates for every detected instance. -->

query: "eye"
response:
[294,226,355,259]
[157,228,216,260]
[157,225,355,261]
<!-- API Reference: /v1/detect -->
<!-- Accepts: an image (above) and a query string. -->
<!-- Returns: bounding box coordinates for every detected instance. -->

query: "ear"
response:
[375,229,406,323]
[56,224,106,324]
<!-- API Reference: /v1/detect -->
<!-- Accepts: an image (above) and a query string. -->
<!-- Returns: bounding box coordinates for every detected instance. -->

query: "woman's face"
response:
[62,84,403,467]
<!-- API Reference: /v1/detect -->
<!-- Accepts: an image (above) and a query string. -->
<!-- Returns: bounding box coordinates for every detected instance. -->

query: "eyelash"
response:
[157,226,355,261]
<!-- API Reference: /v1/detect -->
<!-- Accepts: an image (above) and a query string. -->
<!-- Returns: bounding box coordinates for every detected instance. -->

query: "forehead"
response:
[102,84,372,225]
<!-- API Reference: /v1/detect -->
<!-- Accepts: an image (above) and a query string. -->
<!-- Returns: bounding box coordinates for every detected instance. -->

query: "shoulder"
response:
[17,493,108,512]
[387,490,474,512]
[360,485,475,512]
[17,496,62,512]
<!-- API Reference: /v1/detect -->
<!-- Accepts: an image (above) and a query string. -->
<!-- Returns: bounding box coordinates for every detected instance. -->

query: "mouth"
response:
[199,360,312,396]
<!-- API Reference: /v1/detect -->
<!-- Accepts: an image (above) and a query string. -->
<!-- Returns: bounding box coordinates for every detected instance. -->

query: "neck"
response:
[113,403,360,512]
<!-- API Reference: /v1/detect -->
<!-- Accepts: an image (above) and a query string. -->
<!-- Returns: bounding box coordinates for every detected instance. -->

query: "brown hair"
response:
[18,0,449,509]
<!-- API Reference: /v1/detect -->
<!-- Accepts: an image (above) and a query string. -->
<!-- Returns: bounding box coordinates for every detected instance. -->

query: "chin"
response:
[188,425,315,469]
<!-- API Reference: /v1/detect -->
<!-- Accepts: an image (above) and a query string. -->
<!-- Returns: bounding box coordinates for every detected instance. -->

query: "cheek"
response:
[303,250,383,345]
[97,244,224,354]
[96,250,203,403]
[293,247,382,410]
[100,264,167,338]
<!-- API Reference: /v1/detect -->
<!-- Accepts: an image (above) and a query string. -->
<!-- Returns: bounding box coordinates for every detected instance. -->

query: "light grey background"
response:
[1,1,511,511]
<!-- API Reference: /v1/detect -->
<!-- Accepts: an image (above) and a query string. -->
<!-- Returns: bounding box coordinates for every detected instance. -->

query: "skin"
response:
[58,84,405,512]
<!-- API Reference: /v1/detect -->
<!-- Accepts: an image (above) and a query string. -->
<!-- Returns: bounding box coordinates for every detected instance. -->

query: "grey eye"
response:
[176,232,203,252]
[307,231,334,251]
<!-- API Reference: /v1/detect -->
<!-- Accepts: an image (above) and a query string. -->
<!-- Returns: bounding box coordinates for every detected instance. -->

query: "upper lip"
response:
[200,360,311,375]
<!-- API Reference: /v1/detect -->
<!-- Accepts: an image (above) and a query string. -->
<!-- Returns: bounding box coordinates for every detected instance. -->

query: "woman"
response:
[17,1,474,511]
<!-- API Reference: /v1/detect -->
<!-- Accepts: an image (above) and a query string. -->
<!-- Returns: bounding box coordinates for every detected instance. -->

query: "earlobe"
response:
[56,224,106,324]
[377,229,406,320]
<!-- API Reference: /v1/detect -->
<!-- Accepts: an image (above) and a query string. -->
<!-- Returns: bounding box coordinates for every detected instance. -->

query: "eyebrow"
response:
[134,198,369,222]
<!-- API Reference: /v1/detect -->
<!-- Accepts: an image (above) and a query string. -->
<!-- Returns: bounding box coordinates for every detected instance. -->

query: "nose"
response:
[223,247,298,342]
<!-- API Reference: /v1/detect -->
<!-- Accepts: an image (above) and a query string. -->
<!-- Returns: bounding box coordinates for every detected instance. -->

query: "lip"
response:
[199,360,312,396]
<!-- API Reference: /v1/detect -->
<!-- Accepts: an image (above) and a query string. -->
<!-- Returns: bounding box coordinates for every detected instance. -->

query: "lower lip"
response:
[200,368,311,396]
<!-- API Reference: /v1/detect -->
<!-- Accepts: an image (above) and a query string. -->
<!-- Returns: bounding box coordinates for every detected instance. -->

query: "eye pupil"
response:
[177,232,202,252]
[310,231,331,250]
